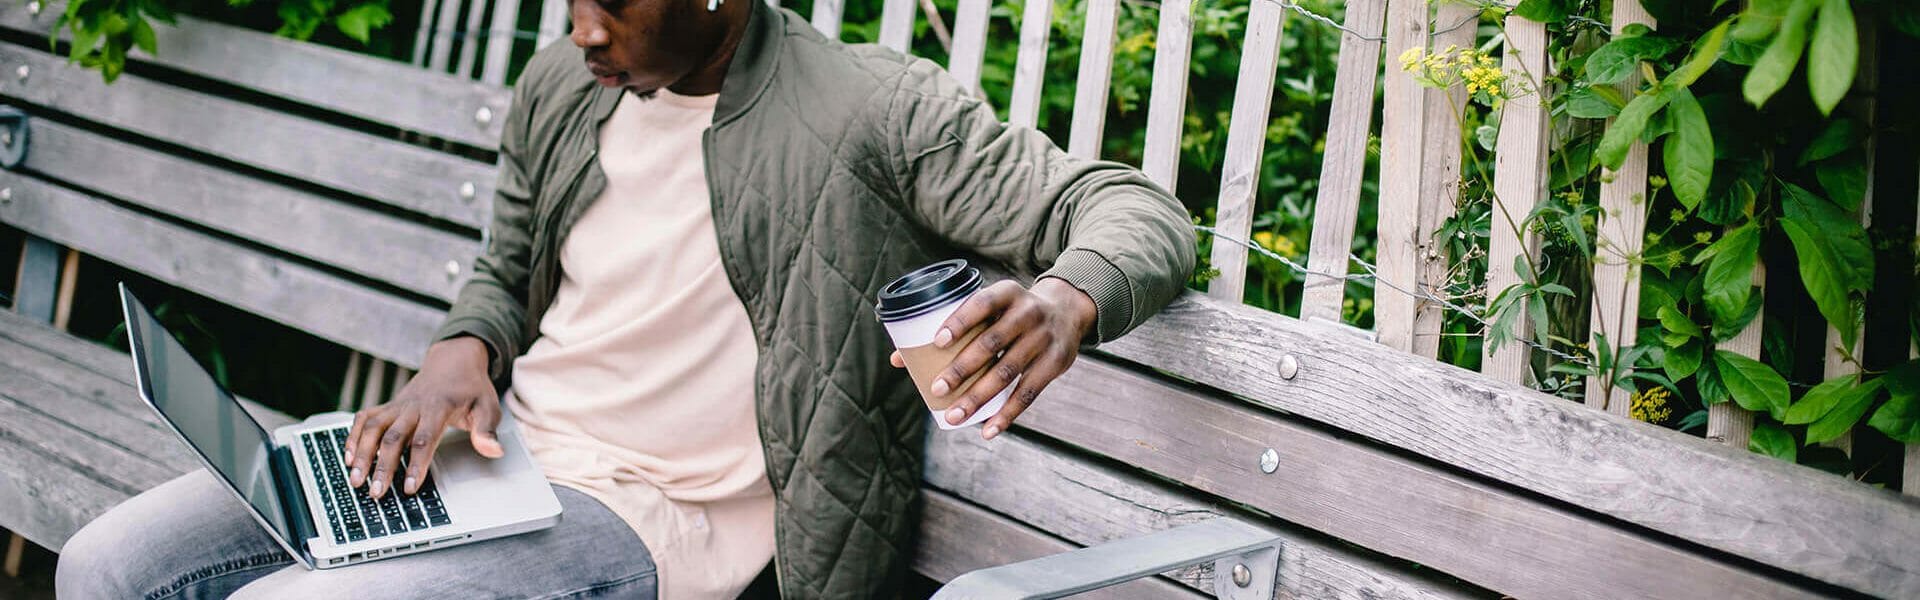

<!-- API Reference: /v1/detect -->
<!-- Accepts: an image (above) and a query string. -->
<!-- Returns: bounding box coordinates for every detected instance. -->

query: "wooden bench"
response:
[2,0,1918,598]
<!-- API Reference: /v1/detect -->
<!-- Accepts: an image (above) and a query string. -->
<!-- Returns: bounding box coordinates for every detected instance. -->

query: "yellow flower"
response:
[1272,234,1298,257]
[1253,231,1276,250]
[1398,48,1424,72]
[1630,387,1674,424]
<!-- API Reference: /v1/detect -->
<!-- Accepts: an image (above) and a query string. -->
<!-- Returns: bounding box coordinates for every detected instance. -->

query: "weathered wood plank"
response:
[1480,13,1550,383]
[810,0,843,39]
[1707,263,1765,448]
[1019,357,1821,599]
[1298,0,1388,323]
[361,359,390,409]
[50,249,78,331]
[1586,0,1656,415]
[877,0,917,53]
[0,43,497,229]
[1138,0,1194,191]
[339,352,365,412]
[0,325,180,438]
[1006,0,1054,128]
[1065,0,1121,159]
[1409,3,1478,359]
[913,490,1195,599]
[1100,293,1920,597]
[926,431,1480,599]
[20,119,478,303]
[1372,0,1431,350]
[0,172,444,367]
[946,0,990,94]
[481,0,523,85]
[11,236,57,323]
[0,420,142,552]
[1202,1,1285,303]
[537,0,568,48]
[0,3,510,149]
[0,371,188,490]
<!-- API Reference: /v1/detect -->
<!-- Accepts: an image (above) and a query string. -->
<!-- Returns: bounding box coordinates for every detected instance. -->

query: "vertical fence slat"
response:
[1585,0,1655,416]
[1408,3,1478,359]
[1299,0,1388,324]
[1821,20,1877,458]
[948,0,991,94]
[361,359,390,408]
[877,0,918,53]
[1480,12,1550,383]
[1065,0,1121,159]
[1007,0,1054,128]
[49,249,78,331]
[812,0,844,39]
[537,0,568,48]
[480,0,523,84]
[1371,0,1431,351]
[392,367,415,403]
[411,0,442,65]
[427,0,466,71]
[12,237,59,323]
[453,0,491,78]
[1708,264,1766,448]
[338,351,364,412]
[1138,0,1194,191]
[1202,1,1286,302]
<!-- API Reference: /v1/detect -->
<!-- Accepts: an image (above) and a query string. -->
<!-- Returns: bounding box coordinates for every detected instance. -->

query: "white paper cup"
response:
[877,260,1014,430]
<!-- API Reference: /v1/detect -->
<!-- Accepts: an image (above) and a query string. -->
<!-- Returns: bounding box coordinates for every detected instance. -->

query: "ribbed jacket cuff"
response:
[1040,248,1135,345]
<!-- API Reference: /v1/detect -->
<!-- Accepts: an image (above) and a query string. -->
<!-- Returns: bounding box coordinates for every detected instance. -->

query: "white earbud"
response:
[707,0,721,11]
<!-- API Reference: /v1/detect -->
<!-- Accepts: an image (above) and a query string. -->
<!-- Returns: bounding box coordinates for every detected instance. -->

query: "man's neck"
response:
[667,4,751,97]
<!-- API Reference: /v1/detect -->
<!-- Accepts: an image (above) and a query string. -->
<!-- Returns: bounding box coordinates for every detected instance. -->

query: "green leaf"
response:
[1805,378,1883,444]
[1814,155,1868,210]
[1701,223,1759,324]
[1711,292,1764,342]
[1742,0,1818,108]
[1670,20,1731,88]
[1596,87,1675,170]
[1780,184,1872,347]
[334,3,392,45]
[1749,421,1797,462]
[1664,338,1703,381]
[1566,85,1625,118]
[1715,350,1790,419]
[131,16,156,56]
[1698,359,1729,404]
[1734,0,1792,42]
[1512,0,1570,23]
[1586,35,1684,86]
[1798,118,1859,166]
[1807,0,1857,116]
[1662,88,1713,210]
[1783,375,1857,424]
[1659,305,1702,338]
[1868,364,1920,443]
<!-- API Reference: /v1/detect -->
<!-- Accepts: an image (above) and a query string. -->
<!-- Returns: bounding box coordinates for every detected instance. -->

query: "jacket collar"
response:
[588,1,782,126]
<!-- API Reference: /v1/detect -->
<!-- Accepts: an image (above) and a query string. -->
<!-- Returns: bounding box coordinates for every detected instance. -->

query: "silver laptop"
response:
[119,284,562,569]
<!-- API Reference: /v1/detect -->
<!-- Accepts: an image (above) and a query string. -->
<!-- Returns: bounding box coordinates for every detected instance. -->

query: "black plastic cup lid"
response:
[876,259,982,322]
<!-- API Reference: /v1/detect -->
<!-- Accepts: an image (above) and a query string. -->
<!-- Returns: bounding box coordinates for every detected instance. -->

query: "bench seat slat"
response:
[23,120,479,303]
[0,172,445,367]
[0,3,511,149]
[0,340,189,466]
[0,43,497,230]
[914,490,1195,599]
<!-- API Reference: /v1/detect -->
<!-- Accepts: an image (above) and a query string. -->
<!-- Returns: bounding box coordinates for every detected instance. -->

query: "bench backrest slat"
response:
[0,44,498,230]
[1297,0,1388,324]
[23,120,476,303]
[1200,2,1285,302]
[0,173,444,365]
[0,5,510,149]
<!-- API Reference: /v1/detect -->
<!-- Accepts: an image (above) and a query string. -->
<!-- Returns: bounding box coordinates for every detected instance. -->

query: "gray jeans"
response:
[55,470,657,599]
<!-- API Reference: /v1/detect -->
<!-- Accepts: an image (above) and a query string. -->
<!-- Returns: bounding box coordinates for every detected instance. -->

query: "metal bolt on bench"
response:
[932,518,1280,600]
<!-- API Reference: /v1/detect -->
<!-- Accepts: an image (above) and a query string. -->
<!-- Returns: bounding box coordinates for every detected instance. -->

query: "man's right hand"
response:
[346,336,504,499]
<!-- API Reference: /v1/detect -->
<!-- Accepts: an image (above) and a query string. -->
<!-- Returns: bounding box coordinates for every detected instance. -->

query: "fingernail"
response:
[931,379,950,396]
[345,451,353,463]
[983,425,1002,439]
[370,479,386,497]
[946,407,966,425]
[350,467,362,482]
[935,329,953,347]
[404,477,417,494]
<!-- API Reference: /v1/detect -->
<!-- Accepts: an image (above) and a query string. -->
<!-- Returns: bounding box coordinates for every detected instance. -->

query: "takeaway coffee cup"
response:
[876,260,1014,430]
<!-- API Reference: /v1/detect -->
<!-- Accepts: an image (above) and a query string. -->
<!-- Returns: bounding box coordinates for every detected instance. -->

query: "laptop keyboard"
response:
[301,428,451,545]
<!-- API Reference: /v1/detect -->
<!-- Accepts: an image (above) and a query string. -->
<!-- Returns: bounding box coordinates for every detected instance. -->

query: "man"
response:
[56,0,1193,596]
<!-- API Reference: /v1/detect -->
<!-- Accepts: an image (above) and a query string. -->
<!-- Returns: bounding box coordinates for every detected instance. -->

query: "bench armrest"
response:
[931,518,1280,600]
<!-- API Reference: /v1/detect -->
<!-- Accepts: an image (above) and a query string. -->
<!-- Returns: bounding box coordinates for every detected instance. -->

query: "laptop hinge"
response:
[271,444,319,555]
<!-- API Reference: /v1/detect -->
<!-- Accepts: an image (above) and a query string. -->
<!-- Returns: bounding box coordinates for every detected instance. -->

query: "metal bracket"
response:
[0,105,27,169]
[933,518,1282,599]
[1214,543,1280,600]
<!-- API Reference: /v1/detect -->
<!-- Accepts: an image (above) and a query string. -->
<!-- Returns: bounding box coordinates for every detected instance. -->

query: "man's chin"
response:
[627,87,659,101]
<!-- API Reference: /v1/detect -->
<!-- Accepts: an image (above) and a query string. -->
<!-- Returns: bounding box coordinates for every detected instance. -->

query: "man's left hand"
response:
[887,277,1097,440]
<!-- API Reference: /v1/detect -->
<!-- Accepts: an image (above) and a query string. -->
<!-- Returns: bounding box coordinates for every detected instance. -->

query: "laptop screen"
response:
[120,287,298,546]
